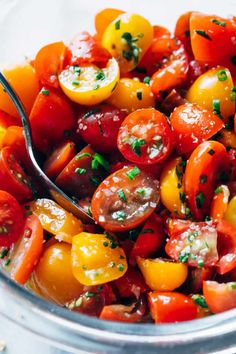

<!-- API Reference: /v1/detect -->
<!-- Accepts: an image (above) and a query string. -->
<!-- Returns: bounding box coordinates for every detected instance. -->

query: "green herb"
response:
[230,55,236,65]
[131,138,145,156]
[75,152,91,160]
[0,248,9,259]
[200,175,207,184]
[136,90,142,100]
[75,167,87,174]
[196,191,206,209]
[110,261,116,268]
[93,84,100,90]
[226,145,231,152]
[211,19,226,27]
[143,76,151,84]
[117,189,127,202]
[178,253,189,263]
[175,164,183,179]
[117,264,125,271]
[198,259,205,267]
[121,31,143,65]
[136,188,145,196]
[84,108,101,118]
[195,30,212,40]
[90,176,100,187]
[103,241,109,247]
[179,160,187,167]
[231,283,236,289]
[215,186,223,194]
[91,153,110,171]
[84,291,96,298]
[72,79,80,86]
[115,19,121,30]
[217,69,227,81]
[141,228,154,234]
[230,87,236,101]
[188,231,198,242]
[192,294,208,308]
[41,89,50,96]
[179,191,186,203]
[95,70,105,81]
[185,30,190,37]
[208,149,215,155]
[113,210,126,221]
[73,66,81,74]
[212,99,223,119]
[128,227,141,241]
[225,115,235,130]
[4,258,11,266]
[126,166,140,180]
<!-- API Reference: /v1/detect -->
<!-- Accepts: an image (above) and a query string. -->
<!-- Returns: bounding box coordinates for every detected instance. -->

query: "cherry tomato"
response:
[130,213,165,264]
[160,89,187,116]
[137,257,188,291]
[100,301,145,323]
[188,267,214,293]
[10,214,43,284]
[33,242,84,304]
[0,109,21,128]
[218,129,236,149]
[216,219,236,275]
[170,103,224,154]
[29,88,76,154]
[107,78,155,112]
[186,67,235,120]
[77,104,126,153]
[71,232,127,286]
[203,280,236,313]
[114,266,149,298]
[91,165,160,232]
[55,145,108,199]
[166,219,219,267]
[184,141,230,220]
[0,63,39,118]
[43,141,76,180]
[34,42,66,88]
[95,8,124,39]
[210,185,230,222]
[28,198,83,244]
[148,292,198,323]
[174,12,193,56]
[0,191,24,247]
[0,147,33,202]
[102,13,153,73]
[117,108,173,165]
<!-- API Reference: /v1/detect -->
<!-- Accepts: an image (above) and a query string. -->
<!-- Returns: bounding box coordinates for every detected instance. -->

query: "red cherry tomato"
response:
[148,291,198,323]
[117,108,173,165]
[0,147,33,202]
[10,214,44,284]
[203,280,236,313]
[184,141,230,220]
[0,190,24,247]
[216,219,236,275]
[188,267,214,293]
[0,109,21,128]
[170,103,224,154]
[77,104,126,153]
[91,165,160,232]
[29,88,76,154]
[114,266,149,298]
[174,12,193,56]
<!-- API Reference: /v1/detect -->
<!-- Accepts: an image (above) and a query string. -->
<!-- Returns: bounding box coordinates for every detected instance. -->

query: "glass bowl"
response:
[1,0,236,353]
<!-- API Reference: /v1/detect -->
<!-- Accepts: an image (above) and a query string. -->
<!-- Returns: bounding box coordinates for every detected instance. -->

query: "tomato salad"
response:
[0,8,236,324]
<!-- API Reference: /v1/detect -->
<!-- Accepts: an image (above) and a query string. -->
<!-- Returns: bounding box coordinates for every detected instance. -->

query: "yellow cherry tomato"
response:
[218,129,236,149]
[33,243,84,304]
[102,13,153,73]
[137,257,188,291]
[107,78,155,112]
[160,157,185,217]
[0,63,39,118]
[71,232,127,286]
[28,198,83,243]
[58,58,119,105]
[224,196,236,226]
[187,67,235,120]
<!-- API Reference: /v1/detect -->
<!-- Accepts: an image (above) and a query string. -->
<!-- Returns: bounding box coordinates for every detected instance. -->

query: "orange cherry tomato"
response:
[210,185,230,222]
[10,214,43,284]
[203,280,236,313]
[95,8,124,39]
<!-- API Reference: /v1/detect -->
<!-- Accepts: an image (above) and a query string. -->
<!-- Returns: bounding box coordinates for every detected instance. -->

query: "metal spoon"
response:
[0,72,94,224]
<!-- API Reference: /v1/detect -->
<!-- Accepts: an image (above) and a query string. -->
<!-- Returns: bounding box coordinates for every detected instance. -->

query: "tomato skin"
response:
[34,42,66,88]
[216,219,236,275]
[0,191,24,247]
[117,108,173,165]
[77,104,126,153]
[188,267,214,293]
[203,280,236,313]
[184,141,230,220]
[29,88,76,154]
[114,266,149,298]
[174,12,193,56]
[170,103,224,155]
[148,292,198,323]
[0,147,33,202]
[95,8,124,39]
[10,214,43,284]
[91,165,160,232]
[130,213,165,264]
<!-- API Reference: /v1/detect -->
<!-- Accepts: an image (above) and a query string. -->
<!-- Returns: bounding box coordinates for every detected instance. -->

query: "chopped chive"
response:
[212,99,222,118]
[113,210,126,221]
[141,228,154,234]
[131,138,145,156]
[75,167,87,174]
[215,186,223,194]
[200,175,208,184]
[110,261,116,268]
[4,258,11,266]
[92,153,110,171]
[126,166,140,180]
[84,108,101,118]
[0,248,9,259]
[84,291,96,298]
[117,264,125,271]
[136,188,145,196]
[136,90,142,100]
[72,80,80,86]
[117,189,127,202]
[179,191,186,203]
[211,19,226,27]
[93,84,100,90]
[95,70,105,81]
[192,294,208,308]
[115,19,121,30]
[143,76,151,84]
[90,176,100,187]
[198,259,205,267]
[41,89,50,96]
[75,152,91,160]
[103,241,109,247]
[217,69,227,81]
[230,55,236,65]
[178,253,189,263]
[208,149,215,155]
[73,66,81,74]
[196,191,206,209]
[195,30,212,40]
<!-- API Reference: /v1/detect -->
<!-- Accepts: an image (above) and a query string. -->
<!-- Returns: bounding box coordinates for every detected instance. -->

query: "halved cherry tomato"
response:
[216,219,236,274]
[43,141,76,180]
[210,185,230,222]
[91,165,159,231]
[0,109,21,128]
[130,213,165,264]
[77,104,126,153]
[33,242,84,304]
[10,214,43,284]
[95,8,124,39]
[174,12,193,56]
[0,147,33,202]
[170,103,224,154]
[184,141,230,220]
[71,232,127,286]
[55,145,107,199]
[166,219,219,267]
[114,266,149,298]
[203,280,236,313]
[148,291,198,323]
[27,198,83,244]
[137,257,188,291]
[0,190,24,247]
[0,63,39,118]
[34,42,66,88]
[100,301,145,323]
[117,108,173,165]
[29,88,76,154]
